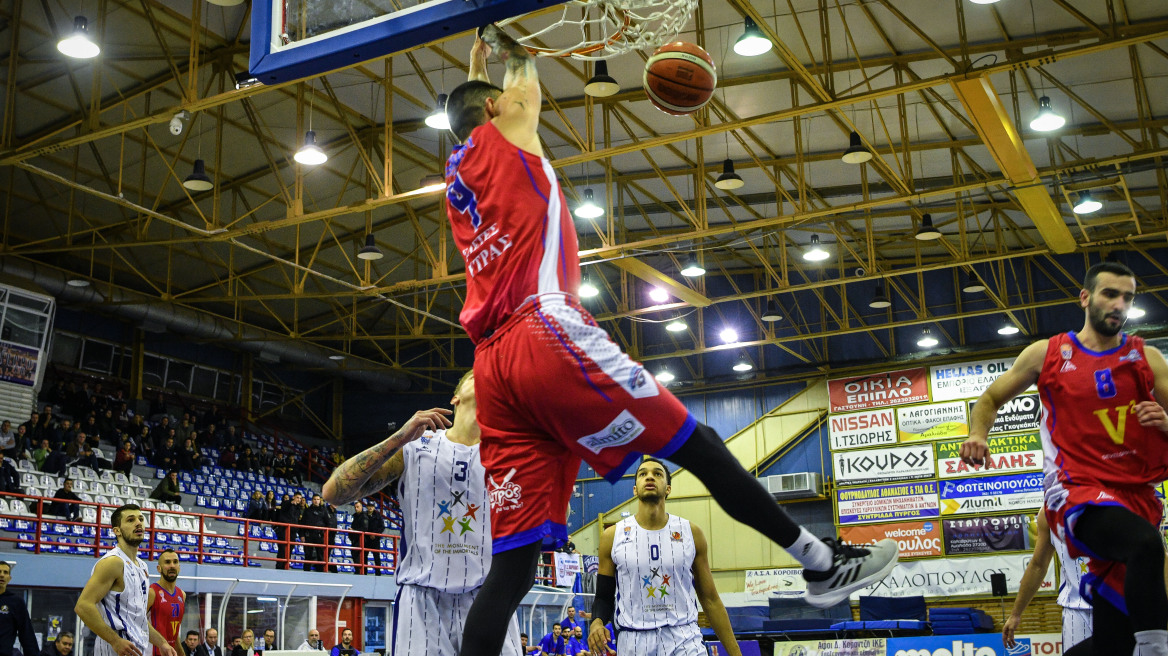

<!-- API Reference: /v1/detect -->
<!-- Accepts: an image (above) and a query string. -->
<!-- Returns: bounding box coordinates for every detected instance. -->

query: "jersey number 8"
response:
[1095,369,1117,399]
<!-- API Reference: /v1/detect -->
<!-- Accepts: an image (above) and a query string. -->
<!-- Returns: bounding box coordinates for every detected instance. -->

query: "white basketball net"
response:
[500,0,698,59]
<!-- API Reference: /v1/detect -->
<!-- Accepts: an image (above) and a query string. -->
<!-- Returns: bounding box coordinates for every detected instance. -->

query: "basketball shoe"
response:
[803,538,899,608]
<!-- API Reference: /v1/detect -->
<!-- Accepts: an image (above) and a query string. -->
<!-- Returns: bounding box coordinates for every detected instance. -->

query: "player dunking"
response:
[961,261,1168,656]
[75,504,178,656]
[148,549,186,656]
[323,371,521,656]
[591,458,741,656]
[441,24,897,656]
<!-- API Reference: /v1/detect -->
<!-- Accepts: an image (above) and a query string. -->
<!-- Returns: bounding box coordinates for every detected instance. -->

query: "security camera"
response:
[169,110,191,136]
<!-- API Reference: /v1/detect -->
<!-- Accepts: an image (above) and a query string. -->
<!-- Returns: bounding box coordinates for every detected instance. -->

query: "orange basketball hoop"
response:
[500,0,696,60]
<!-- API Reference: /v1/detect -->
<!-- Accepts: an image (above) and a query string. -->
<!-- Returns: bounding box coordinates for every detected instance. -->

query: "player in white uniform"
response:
[589,458,741,656]
[75,504,178,656]
[1003,506,1092,651]
[323,371,520,656]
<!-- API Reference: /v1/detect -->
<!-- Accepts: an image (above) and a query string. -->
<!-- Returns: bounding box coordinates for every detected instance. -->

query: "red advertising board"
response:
[829,367,930,413]
[840,520,943,558]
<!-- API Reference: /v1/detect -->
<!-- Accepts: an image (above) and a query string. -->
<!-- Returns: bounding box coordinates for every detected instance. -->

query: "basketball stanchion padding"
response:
[643,42,716,115]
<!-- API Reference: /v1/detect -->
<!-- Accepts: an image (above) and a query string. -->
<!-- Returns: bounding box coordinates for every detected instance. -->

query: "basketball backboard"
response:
[249,0,568,84]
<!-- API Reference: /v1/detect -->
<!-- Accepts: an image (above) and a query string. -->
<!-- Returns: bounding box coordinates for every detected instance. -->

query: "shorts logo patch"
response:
[577,410,646,455]
[488,468,523,511]
[621,364,659,399]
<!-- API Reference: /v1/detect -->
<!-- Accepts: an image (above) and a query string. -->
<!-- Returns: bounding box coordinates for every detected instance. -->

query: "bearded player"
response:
[148,549,186,656]
[440,23,897,656]
[75,505,179,656]
[961,261,1168,656]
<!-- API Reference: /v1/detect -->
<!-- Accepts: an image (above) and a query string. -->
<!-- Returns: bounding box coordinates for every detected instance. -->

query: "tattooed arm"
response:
[469,36,491,83]
[322,408,452,506]
[478,23,542,154]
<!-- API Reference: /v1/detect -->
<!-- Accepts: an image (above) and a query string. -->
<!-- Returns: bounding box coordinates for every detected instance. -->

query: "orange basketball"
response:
[643,42,717,116]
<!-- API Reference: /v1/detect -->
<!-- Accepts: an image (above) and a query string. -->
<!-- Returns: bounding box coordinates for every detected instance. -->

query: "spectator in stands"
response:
[230,639,240,650]
[230,630,257,656]
[194,628,222,656]
[328,629,357,656]
[97,409,118,444]
[273,492,304,570]
[203,423,220,448]
[52,419,75,449]
[48,479,82,520]
[150,392,167,419]
[151,471,183,504]
[302,494,330,572]
[257,448,274,477]
[0,561,38,656]
[182,632,200,656]
[0,421,15,457]
[41,442,68,476]
[239,447,259,473]
[46,380,67,407]
[113,441,136,474]
[21,412,40,443]
[152,415,172,445]
[65,433,88,460]
[13,426,29,460]
[39,631,73,656]
[272,453,291,482]
[537,624,565,656]
[136,424,154,456]
[176,417,194,443]
[67,441,102,471]
[154,437,179,471]
[265,491,276,510]
[179,438,202,471]
[38,405,57,435]
[80,415,99,443]
[560,607,585,634]
[564,627,586,656]
[223,425,238,446]
[32,439,51,471]
[0,456,20,495]
[261,630,275,652]
[218,444,237,470]
[296,630,323,651]
[246,491,269,521]
[350,501,385,576]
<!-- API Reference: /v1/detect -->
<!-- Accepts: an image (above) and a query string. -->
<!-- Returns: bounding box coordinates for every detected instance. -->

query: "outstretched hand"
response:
[471,36,491,64]
[588,619,615,656]
[398,408,453,444]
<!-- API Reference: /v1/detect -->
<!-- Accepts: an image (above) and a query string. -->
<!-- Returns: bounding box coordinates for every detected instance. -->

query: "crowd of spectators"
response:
[242,491,387,575]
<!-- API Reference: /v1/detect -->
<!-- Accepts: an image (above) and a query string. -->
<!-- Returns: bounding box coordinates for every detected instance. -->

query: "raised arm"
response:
[1134,345,1168,433]
[691,524,742,656]
[76,558,141,656]
[468,37,491,83]
[478,24,541,152]
[961,339,1047,465]
[321,408,452,506]
[1003,511,1055,648]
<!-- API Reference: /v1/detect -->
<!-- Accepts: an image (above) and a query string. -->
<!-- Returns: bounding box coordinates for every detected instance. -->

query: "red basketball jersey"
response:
[1037,332,1168,488]
[148,583,185,656]
[445,121,580,344]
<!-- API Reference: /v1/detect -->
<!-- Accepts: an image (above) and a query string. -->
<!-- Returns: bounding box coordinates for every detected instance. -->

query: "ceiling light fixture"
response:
[967,0,1002,4]
[66,278,91,288]
[579,281,600,298]
[732,359,754,372]
[665,319,687,332]
[655,370,676,383]
[425,93,450,130]
[294,130,327,165]
[57,16,100,59]
[182,158,214,192]
[584,60,620,97]
[680,260,705,277]
[648,287,669,304]
[207,0,244,7]
[1128,306,1146,319]
[761,299,783,322]
[356,234,383,261]
[719,327,739,344]
[573,189,604,219]
[328,354,346,361]
[869,283,891,309]
[714,159,744,190]
[1073,192,1102,214]
[841,131,873,165]
[962,271,986,293]
[733,17,772,57]
[997,324,1020,335]
[418,174,446,192]
[915,213,942,240]
[916,328,939,348]
[803,235,830,262]
[1029,96,1066,132]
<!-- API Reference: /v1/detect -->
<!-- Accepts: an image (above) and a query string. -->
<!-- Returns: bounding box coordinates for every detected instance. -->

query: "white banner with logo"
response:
[829,408,897,451]
[929,357,1036,402]
[771,639,885,656]
[553,552,581,587]
[852,553,1055,599]
[971,393,1042,435]
[833,445,935,486]
[896,401,969,441]
[743,568,806,599]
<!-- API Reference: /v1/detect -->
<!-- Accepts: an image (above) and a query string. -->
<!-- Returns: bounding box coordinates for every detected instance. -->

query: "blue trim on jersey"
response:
[1061,499,1130,614]
[389,585,403,656]
[517,149,549,204]
[1082,571,1128,616]
[1068,331,1127,357]
[493,520,568,553]
[535,306,612,402]
[653,413,697,460]
[605,452,641,484]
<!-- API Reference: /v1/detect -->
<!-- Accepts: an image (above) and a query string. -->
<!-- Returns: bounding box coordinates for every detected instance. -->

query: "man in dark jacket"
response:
[301,495,330,573]
[349,501,386,575]
[39,631,73,656]
[48,479,82,520]
[272,493,304,570]
[151,471,183,504]
[0,562,40,656]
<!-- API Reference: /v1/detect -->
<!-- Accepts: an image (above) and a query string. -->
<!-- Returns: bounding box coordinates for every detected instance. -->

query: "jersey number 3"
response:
[446,176,483,230]
[454,460,469,482]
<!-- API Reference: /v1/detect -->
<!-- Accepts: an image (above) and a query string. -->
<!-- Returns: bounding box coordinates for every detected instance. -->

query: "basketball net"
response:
[499,0,697,59]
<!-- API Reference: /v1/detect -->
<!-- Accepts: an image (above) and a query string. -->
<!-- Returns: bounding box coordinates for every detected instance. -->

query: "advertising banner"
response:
[935,433,1043,479]
[553,552,581,586]
[840,520,943,558]
[887,634,1033,656]
[943,515,1033,555]
[829,367,930,413]
[1019,634,1064,655]
[833,445,935,486]
[743,568,806,599]
[855,554,1055,600]
[897,401,969,442]
[939,473,1045,516]
[0,341,39,387]
[837,482,940,525]
[929,357,1035,402]
[970,394,1042,435]
[772,639,886,656]
[829,408,897,451]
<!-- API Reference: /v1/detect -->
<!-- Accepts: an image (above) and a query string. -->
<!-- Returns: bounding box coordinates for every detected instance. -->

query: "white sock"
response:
[1134,630,1168,656]
[788,527,833,571]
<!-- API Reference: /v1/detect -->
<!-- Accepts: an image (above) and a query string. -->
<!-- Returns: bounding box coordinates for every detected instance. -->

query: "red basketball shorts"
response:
[473,294,696,553]
[1046,482,1164,614]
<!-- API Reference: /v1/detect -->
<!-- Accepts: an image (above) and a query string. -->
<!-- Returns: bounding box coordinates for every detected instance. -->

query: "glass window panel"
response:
[29,588,81,653]
[192,368,216,398]
[143,355,167,388]
[281,596,313,650]
[52,333,82,367]
[81,341,114,374]
[2,306,48,348]
[166,362,193,392]
[7,292,51,312]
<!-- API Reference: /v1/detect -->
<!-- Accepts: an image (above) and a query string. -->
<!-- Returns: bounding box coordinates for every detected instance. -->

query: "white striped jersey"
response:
[93,547,151,654]
[395,430,492,594]
[1051,525,1090,610]
[612,514,698,630]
